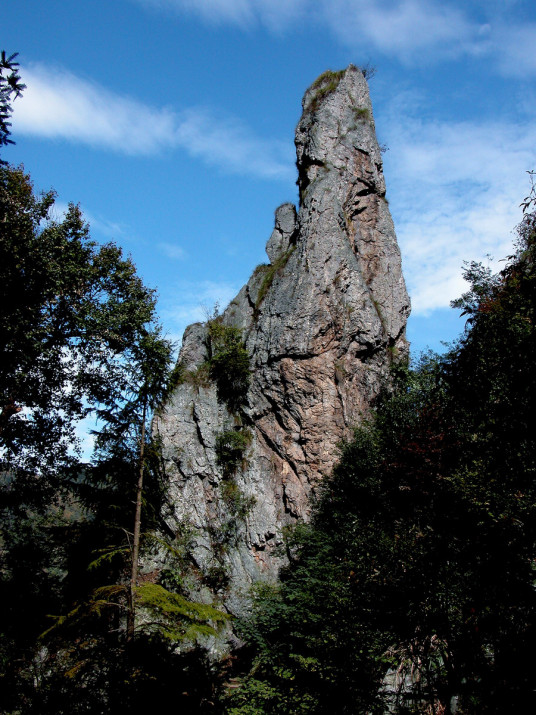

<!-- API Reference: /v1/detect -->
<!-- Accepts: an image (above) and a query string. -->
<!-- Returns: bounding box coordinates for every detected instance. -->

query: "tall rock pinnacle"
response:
[154,66,410,616]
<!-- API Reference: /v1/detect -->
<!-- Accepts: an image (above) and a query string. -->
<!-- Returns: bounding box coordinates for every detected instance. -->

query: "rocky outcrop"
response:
[154,66,410,618]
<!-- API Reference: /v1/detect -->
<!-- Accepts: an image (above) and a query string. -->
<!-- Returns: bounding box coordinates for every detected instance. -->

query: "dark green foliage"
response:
[0,51,25,152]
[227,521,395,714]
[0,507,229,713]
[0,508,78,712]
[206,316,250,413]
[7,632,224,714]
[231,200,536,713]
[0,165,161,504]
[215,428,252,477]
[0,160,227,710]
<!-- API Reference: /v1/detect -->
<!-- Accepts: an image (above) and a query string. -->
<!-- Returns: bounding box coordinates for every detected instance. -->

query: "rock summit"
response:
[154,65,410,617]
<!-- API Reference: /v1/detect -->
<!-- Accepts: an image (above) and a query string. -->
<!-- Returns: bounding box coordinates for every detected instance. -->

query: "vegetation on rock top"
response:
[306,69,345,113]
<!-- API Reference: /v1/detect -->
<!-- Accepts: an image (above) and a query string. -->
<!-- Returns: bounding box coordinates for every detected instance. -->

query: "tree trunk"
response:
[127,397,147,641]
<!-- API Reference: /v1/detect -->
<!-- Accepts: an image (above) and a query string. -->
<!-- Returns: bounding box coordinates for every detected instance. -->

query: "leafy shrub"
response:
[206,318,250,413]
[215,428,252,478]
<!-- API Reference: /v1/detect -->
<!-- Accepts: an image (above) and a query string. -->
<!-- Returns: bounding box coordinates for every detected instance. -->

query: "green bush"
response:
[206,318,250,413]
[215,428,252,478]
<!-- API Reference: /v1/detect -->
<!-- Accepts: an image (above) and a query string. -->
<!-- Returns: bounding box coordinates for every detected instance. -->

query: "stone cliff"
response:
[154,65,410,617]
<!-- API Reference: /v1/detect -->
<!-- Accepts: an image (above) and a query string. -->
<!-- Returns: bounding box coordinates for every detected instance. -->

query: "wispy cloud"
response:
[14,65,176,155]
[323,0,485,63]
[50,201,129,244]
[132,0,536,73]
[12,64,293,180]
[133,0,308,30]
[175,107,293,179]
[320,0,536,73]
[382,107,536,313]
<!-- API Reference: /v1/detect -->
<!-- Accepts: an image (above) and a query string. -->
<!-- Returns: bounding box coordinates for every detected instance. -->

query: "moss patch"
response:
[353,107,370,121]
[255,246,296,313]
[220,480,256,520]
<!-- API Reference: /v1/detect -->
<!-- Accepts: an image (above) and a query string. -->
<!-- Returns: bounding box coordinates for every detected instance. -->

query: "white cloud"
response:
[322,0,485,62]
[175,107,293,180]
[12,64,293,180]
[14,65,176,155]
[133,0,536,74]
[382,109,536,313]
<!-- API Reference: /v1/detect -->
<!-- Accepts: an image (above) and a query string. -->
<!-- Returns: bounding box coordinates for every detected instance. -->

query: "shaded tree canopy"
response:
[0,164,164,506]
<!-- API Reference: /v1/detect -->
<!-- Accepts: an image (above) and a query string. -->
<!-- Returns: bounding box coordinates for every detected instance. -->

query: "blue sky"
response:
[4,0,536,363]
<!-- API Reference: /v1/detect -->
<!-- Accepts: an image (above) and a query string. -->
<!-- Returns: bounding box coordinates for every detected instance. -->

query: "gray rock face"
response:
[154,66,410,616]
[265,203,298,262]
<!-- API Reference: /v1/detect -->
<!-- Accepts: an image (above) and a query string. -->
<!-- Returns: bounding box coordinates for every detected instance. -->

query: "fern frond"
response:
[134,583,230,642]
[88,545,129,570]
